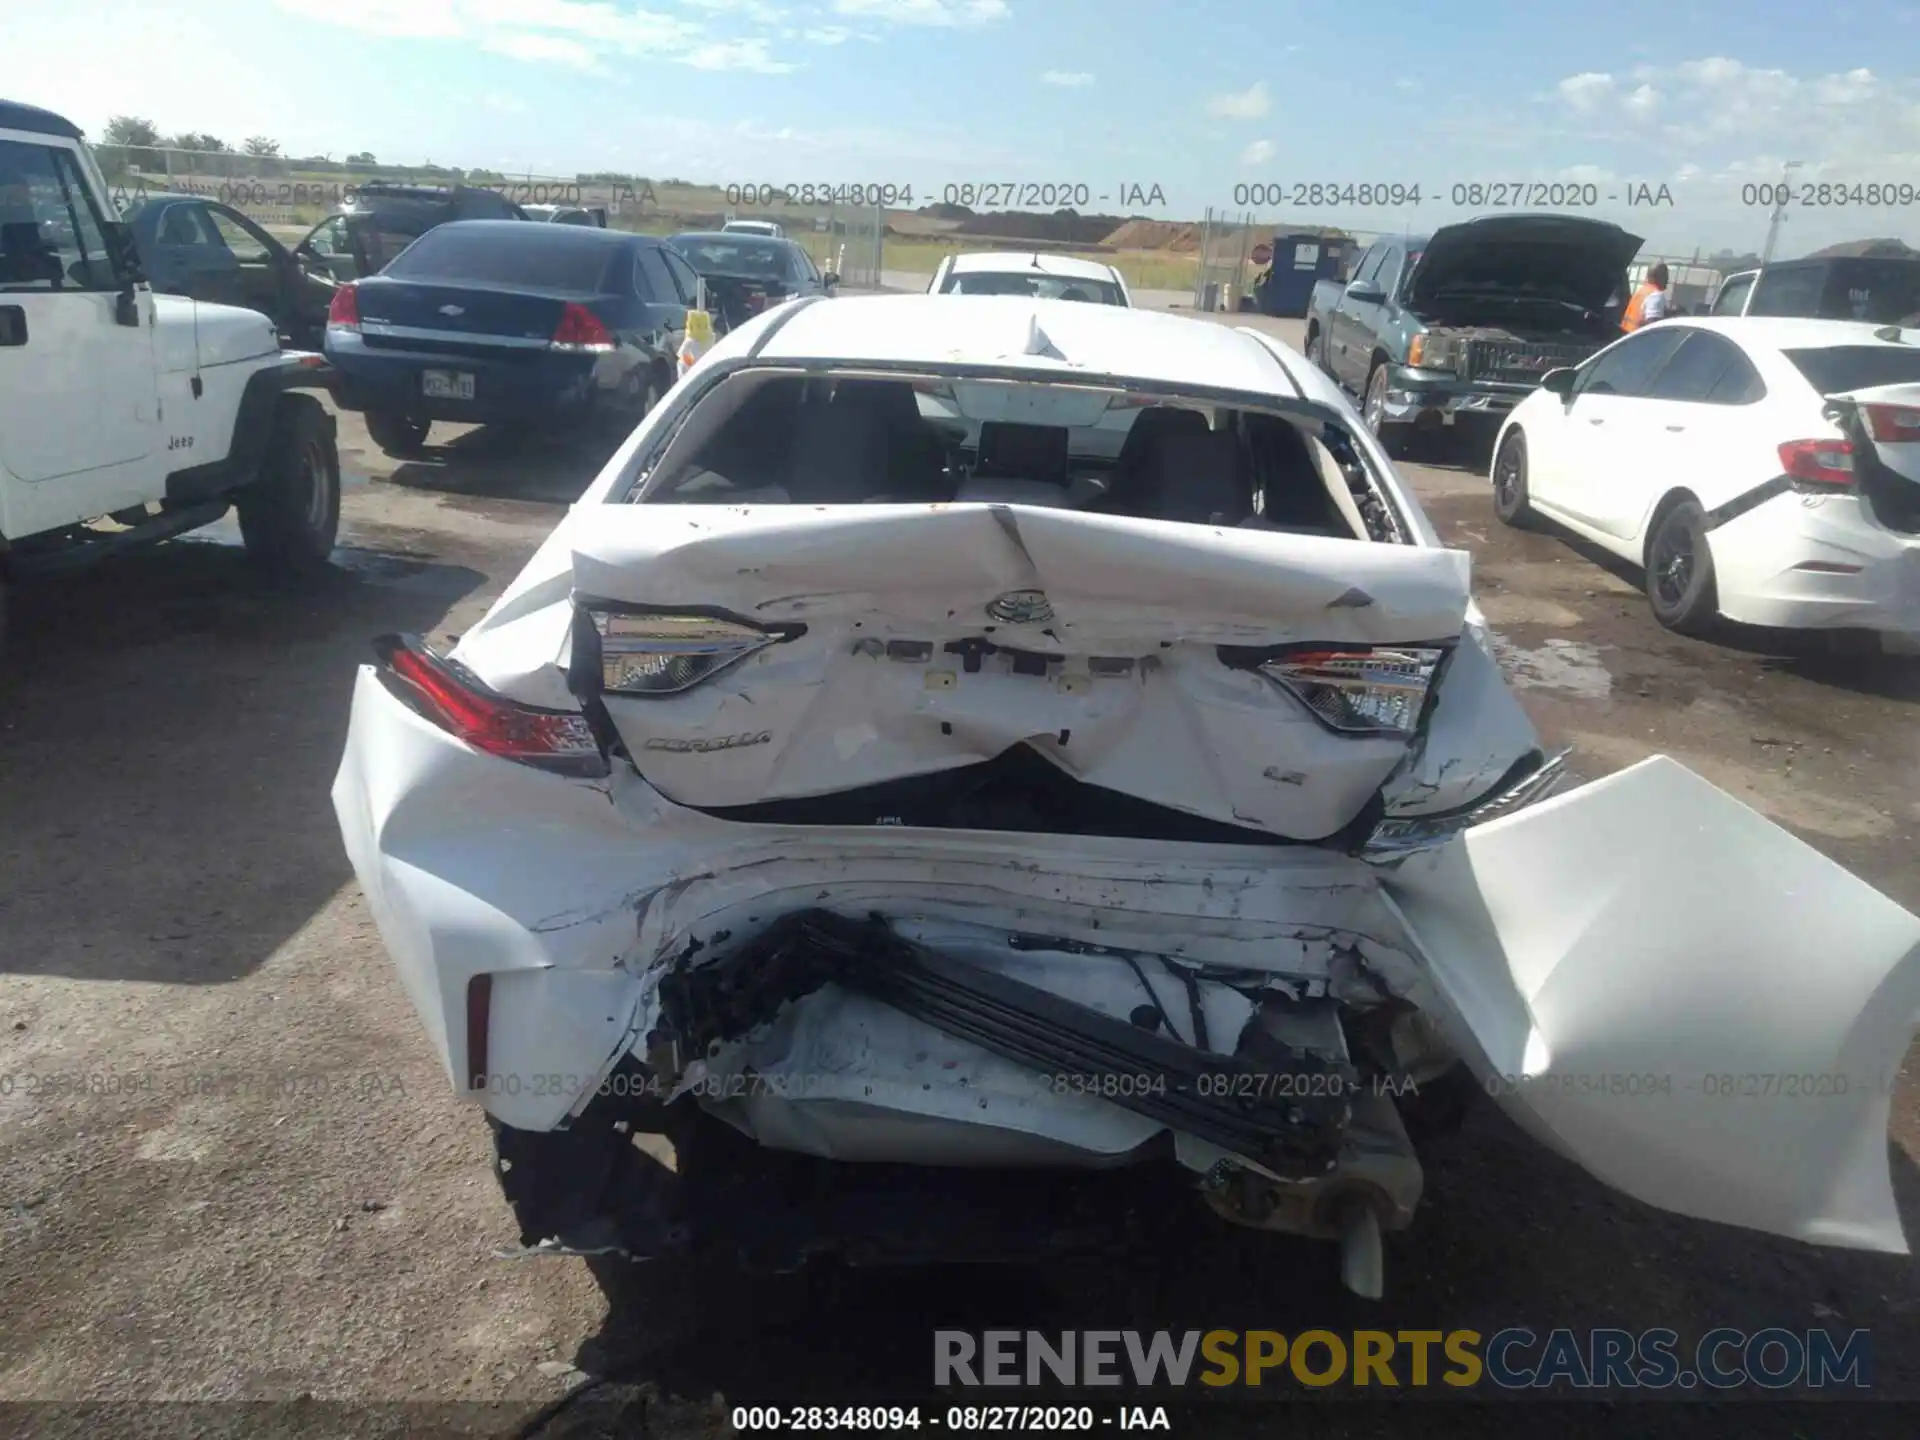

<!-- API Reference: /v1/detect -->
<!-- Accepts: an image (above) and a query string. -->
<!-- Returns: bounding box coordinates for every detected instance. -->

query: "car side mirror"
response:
[1345,282,1385,304]
[103,220,142,275]
[1541,367,1577,398]
[823,271,840,289]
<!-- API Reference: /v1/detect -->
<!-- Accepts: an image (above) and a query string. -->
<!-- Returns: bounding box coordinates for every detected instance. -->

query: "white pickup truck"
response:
[0,99,341,648]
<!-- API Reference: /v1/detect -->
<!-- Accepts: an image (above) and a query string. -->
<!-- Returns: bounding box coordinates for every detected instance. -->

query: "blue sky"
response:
[9,0,1920,253]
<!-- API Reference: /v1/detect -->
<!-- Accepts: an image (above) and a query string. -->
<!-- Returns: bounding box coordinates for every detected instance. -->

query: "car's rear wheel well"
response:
[1641,488,1703,572]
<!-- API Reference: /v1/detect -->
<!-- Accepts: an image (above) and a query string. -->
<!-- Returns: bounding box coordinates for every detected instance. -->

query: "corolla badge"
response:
[986,589,1054,624]
[438,303,465,316]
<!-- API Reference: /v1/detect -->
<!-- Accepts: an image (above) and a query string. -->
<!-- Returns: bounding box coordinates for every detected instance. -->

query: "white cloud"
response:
[272,0,813,70]
[804,25,853,42]
[1040,69,1093,87]
[679,37,801,71]
[274,0,464,36]
[829,0,1009,25]
[1393,77,1415,92]
[1241,138,1273,164]
[678,0,788,19]
[1557,71,1614,111]
[462,0,700,50]
[1207,81,1269,120]
[483,31,602,69]
[482,91,528,113]
[1552,56,1913,155]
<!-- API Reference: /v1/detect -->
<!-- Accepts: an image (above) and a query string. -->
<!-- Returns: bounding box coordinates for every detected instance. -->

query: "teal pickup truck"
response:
[1304,213,1642,452]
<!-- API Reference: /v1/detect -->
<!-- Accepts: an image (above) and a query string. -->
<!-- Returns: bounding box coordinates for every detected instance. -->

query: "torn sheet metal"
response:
[1381,754,1920,1253]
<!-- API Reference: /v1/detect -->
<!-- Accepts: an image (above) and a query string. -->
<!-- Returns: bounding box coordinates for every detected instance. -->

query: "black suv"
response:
[292,183,527,283]
[1711,255,1920,324]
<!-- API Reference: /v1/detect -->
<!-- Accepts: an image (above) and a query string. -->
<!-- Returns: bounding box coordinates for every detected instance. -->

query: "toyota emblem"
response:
[986,590,1054,624]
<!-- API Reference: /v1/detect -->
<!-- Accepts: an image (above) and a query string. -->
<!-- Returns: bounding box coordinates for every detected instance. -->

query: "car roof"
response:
[1665,316,1920,351]
[0,100,83,140]
[745,294,1323,400]
[946,251,1120,282]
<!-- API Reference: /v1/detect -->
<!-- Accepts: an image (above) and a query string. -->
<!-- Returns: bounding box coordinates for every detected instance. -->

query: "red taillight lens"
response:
[1865,403,1920,443]
[327,283,360,331]
[550,302,614,352]
[1779,438,1855,488]
[374,635,607,777]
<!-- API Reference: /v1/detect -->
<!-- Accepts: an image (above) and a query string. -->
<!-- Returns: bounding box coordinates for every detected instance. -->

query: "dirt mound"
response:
[949,209,1125,245]
[1102,219,1202,251]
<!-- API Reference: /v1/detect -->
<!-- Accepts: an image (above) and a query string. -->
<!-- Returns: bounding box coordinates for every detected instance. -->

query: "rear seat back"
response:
[1146,430,1254,525]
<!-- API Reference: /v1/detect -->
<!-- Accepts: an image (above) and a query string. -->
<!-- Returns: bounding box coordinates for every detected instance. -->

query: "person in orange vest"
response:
[1620,262,1671,332]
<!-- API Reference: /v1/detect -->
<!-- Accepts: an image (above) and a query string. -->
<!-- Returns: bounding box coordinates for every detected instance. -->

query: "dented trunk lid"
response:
[566,503,1472,842]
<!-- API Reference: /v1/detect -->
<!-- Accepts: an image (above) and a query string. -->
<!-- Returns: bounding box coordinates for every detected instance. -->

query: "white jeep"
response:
[0,100,341,647]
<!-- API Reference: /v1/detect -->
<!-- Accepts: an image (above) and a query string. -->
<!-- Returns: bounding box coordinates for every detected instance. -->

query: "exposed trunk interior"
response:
[680,739,1381,847]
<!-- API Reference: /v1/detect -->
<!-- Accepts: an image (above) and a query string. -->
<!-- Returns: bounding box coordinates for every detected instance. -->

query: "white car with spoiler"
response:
[1491,317,1920,642]
[332,295,1920,1295]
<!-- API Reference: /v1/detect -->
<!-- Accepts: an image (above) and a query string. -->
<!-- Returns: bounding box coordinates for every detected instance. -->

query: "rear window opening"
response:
[943,273,1126,305]
[630,367,1403,543]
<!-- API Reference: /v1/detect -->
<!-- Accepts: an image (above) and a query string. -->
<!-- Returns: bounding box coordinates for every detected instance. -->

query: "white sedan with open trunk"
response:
[333,294,1920,1296]
[1491,317,1920,641]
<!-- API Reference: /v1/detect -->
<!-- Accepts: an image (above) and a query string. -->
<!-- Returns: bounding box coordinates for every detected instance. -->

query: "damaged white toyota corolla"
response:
[332,294,1920,1297]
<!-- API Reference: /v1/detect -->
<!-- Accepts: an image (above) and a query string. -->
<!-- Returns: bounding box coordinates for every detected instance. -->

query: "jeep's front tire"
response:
[237,394,340,578]
[365,410,430,457]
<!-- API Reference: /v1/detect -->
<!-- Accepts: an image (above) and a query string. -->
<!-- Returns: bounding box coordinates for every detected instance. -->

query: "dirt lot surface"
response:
[3,318,1918,1437]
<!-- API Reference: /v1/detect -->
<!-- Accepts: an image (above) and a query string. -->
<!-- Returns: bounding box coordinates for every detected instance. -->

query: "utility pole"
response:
[1758,160,1803,273]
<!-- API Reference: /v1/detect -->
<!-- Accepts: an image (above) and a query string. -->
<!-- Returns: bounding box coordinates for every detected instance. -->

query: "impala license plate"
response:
[422,369,475,400]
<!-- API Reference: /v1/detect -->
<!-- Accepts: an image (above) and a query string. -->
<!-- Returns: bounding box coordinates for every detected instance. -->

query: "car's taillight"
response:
[327,283,360,332]
[584,609,783,696]
[1257,646,1447,737]
[550,302,614,353]
[1779,438,1855,489]
[1864,403,1920,443]
[373,634,607,777]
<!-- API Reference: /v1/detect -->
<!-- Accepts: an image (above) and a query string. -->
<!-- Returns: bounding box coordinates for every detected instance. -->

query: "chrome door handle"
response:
[1665,424,1686,432]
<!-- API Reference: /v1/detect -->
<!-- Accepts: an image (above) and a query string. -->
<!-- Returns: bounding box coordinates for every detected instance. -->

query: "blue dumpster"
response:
[1259,233,1352,317]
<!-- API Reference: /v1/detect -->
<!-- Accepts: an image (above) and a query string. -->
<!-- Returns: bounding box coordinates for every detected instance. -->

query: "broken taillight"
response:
[373,634,607,777]
[1258,646,1447,737]
[582,609,782,696]
[327,283,360,332]
[1779,438,1855,489]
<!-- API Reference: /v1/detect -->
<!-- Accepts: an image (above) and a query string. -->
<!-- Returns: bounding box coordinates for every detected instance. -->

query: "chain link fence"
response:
[96,146,655,232]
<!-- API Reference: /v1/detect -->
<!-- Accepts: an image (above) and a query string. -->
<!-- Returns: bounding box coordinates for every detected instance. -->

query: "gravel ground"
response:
[2,322,1917,1437]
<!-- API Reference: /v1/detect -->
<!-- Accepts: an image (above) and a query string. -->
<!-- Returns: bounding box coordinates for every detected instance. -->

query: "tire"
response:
[236,394,340,579]
[364,410,430,457]
[1362,362,1406,455]
[1644,497,1718,635]
[1491,429,1534,527]
[1306,326,1330,376]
